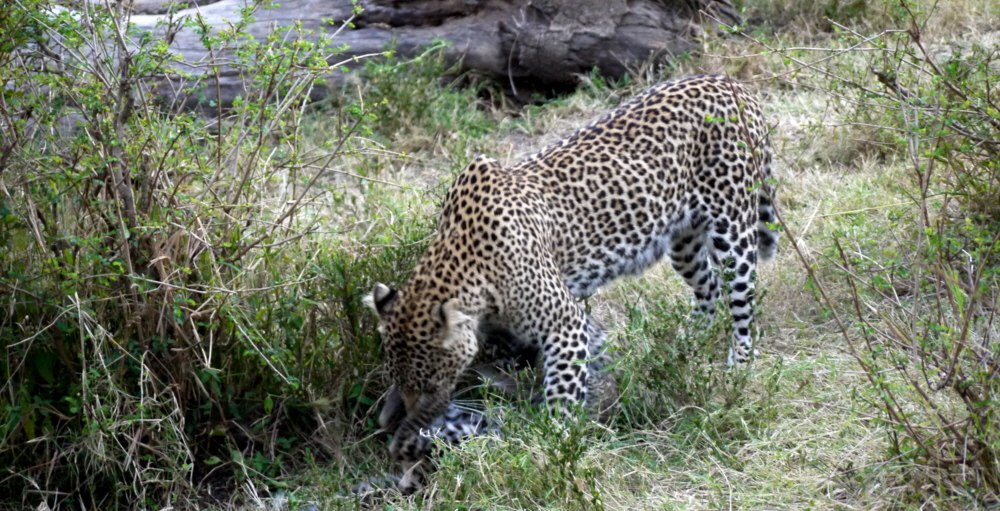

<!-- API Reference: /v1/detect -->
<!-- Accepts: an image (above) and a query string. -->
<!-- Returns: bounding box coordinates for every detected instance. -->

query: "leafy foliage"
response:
[0,1,441,507]
[764,1,1000,503]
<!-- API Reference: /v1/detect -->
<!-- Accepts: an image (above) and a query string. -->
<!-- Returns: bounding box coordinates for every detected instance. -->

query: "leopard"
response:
[364,74,778,479]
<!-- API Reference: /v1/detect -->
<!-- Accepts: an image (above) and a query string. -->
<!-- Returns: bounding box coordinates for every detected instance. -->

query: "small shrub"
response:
[613,292,784,439]
[620,298,734,415]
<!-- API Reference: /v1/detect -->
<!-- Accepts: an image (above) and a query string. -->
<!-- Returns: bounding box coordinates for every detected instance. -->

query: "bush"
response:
[765,1,1000,503]
[0,1,443,508]
[620,298,736,416]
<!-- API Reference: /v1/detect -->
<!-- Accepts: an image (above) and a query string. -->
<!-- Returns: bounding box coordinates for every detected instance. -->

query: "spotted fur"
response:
[365,74,778,471]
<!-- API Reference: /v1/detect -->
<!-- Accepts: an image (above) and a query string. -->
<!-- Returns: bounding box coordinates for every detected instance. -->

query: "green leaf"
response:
[33,351,57,385]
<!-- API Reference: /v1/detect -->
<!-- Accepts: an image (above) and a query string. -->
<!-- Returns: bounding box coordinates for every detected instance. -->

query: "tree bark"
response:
[125,0,737,109]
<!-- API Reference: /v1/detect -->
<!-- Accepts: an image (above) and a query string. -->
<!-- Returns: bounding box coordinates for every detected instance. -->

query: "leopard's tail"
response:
[756,142,779,262]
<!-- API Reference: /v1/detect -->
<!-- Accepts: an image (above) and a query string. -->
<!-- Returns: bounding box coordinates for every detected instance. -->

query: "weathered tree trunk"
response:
[127,0,739,109]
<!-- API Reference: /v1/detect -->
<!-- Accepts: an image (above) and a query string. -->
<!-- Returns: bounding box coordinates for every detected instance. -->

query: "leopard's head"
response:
[364,283,479,461]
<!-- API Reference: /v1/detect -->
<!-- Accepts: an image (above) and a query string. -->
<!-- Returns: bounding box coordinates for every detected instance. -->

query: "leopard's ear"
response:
[439,299,473,329]
[364,283,398,316]
[435,299,476,350]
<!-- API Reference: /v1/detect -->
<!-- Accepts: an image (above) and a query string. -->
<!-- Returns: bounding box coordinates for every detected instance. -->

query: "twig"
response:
[300,164,412,189]
[813,200,919,218]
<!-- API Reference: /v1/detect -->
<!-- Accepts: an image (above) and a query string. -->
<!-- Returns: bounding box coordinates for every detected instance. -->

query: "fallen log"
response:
[125,0,739,108]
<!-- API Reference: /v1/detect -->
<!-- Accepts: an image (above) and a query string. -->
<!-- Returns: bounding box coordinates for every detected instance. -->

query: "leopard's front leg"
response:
[542,323,590,412]
[527,285,592,414]
[500,244,592,415]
